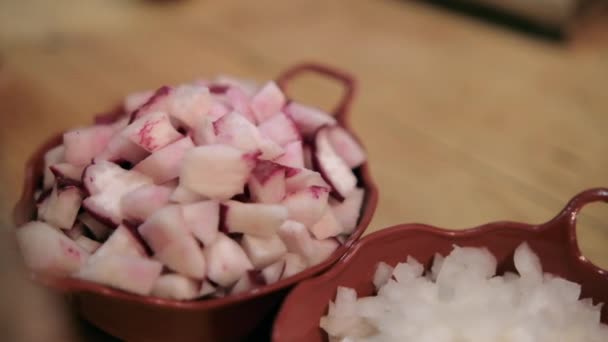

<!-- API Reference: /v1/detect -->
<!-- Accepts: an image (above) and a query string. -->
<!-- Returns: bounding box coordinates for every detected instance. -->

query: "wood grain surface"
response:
[1,0,607,266]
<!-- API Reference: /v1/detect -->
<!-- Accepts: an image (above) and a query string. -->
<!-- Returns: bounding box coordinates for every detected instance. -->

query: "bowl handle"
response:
[276,62,357,122]
[553,187,608,264]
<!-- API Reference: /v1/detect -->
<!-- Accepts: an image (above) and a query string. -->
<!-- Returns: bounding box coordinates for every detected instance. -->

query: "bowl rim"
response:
[273,187,608,339]
[12,62,380,310]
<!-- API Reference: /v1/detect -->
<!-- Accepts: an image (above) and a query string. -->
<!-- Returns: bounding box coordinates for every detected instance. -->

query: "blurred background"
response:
[1,0,607,340]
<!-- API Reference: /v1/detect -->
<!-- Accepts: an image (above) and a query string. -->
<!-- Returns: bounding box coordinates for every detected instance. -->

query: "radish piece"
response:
[50,163,86,186]
[303,143,314,169]
[92,225,147,260]
[273,140,304,168]
[281,186,329,227]
[122,111,183,152]
[124,89,154,113]
[78,213,111,241]
[277,220,315,263]
[16,221,89,276]
[282,253,307,279]
[213,112,263,152]
[180,145,256,200]
[248,161,286,204]
[199,280,216,297]
[330,188,365,235]
[226,87,255,123]
[191,116,216,145]
[83,163,153,225]
[170,185,206,204]
[204,233,253,287]
[208,102,230,122]
[75,235,102,253]
[182,201,220,246]
[215,75,259,96]
[138,205,206,279]
[96,134,149,165]
[309,210,343,240]
[231,270,266,294]
[42,145,66,190]
[223,201,288,237]
[284,102,337,137]
[308,238,339,266]
[134,137,195,184]
[76,255,162,296]
[39,186,83,230]
[257,113,300,146]
[250,81,285,123]
[240,234,287,269]
[65,222,85,240]
[130,86,171,122]
[151,273,200,300]
[313,127,357,200]
[257,137,285,160]
[167,85,211,130]
[285,168,328,193]
[327,126,366,168]
[63,125,115,165]
[261,259,286,284]
[120,184,173,223]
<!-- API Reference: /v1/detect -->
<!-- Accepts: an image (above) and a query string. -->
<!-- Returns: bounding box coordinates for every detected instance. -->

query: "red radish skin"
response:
[281,186,329,228]
[257,113,301,147]
[76,255,163,296]
[284,102,337,137]
[204,233,253,287]
[250,81,286,123]
[151,273,200,300]
[63,125,115,165]
[248,161,287,204]
[16,221,90,276]
[240,234,288,269]
[330,187,365,234]
[327,126,367,168]
[121,184,173,223]
[312,127,357,201]
[182,201,220,246]
[309,210,343,240]
[134,136,195,184]
[123,111,183,152]
[273,140,305,168]
[223,201,288,237]
[42,145,66,190]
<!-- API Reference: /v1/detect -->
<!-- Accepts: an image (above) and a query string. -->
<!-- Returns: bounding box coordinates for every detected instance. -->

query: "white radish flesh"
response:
[63,125,115,165]
[204,234,253,287]
[223,201,288,237]
[250,81,285,123]
[122,111,182,152]
[330,188,365,234]
[313,127,357,200]
[248,161,286,204]
[327,126,366,168]
[182,201,220,246]
[120,184,173,223]
[240,234,287,269]
[284,102,336,137]
[151,273,200,301]
[309,210,343,240]
[282,253,307,279]
[75,235,102,253]
[134,136,195,184]
[39,186,83,230]
[78,212,111,241]
[91,225,147,260]
[281,186,329,228]
[43,145,66,190]
[273,140,305,169]
[261,259,286,284]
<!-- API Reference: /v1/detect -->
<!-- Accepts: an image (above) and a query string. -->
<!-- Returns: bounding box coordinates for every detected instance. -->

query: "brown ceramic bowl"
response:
[273,188,608,342]
[12,63,379,342]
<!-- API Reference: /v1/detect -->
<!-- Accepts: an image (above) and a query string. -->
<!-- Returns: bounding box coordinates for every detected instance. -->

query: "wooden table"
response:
[0,0,607,332]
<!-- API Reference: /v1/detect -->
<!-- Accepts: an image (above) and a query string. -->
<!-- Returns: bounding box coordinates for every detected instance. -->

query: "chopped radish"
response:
[223,201,288,237]
[78,213,111,241]
[327,126,366,168]
[134,137,195,184]
[138,205,206,279]
[204,233,253,287]
[42,145,66,190]
[151,273,200,300]
[182,201,220,246]
[91,225,147,260]
[308,238,339,266]
[284,102,336,137]
[63,125,115,165]
[170,185,206,204]
[240,234,287,269]
[248,161,286,204]
[261,259,286,284]
[130,86,171,122]
[120,184,173,223]
[281,186,329,228]
[95,134,149,165]
[313,127,357,200]
[273,140,304,168]
[75,235,102,253]
[277,220,315,263]
[39,186,83,230]
[250,81,285,123]
[330,188,365,234]
[199,280,216,297]
[16,221,89,276]
[257,113,300,146]
[180,145,256,200]
[303,143,314,169]
[65,222,85,240]
[231,271,265,295]
[257,137,285,160]
[191,116,216,145]
[124,89,154,113]
[213,112,263,152]
[309,210,343,240]
[285,168,328,193]
[166,85,211,130]
[214,75,259,96]
[50,163,85,186]
[282,253,307,279]
[83,162,153,225]
[226,87,255,123]
[76,255,162,296]
[208,102,230,122]
[122,111,183,152]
